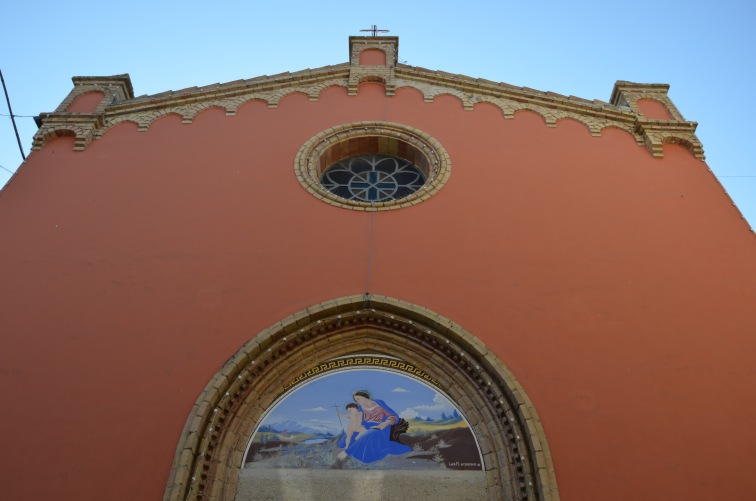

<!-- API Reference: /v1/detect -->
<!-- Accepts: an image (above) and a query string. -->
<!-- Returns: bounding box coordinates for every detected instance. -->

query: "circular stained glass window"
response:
[320,154,426,203]
[295,121,451,211]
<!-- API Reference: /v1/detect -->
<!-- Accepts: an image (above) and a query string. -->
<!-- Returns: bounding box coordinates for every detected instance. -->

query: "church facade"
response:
[1,36,755,500]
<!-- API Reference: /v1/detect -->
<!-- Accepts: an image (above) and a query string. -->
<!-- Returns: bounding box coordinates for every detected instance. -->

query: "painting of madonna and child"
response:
[244,368,483,471]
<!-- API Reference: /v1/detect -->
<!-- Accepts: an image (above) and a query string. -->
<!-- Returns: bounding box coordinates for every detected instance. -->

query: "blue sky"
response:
[1,1,754,229]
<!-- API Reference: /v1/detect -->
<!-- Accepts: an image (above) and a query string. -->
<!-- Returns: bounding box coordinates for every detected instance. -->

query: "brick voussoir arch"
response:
[661,134,703,158]
[163,295,560,501]
[31,127,89,151]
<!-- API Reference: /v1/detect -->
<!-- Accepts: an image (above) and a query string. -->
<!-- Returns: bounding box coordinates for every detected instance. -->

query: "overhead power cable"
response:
[0,68,26,160]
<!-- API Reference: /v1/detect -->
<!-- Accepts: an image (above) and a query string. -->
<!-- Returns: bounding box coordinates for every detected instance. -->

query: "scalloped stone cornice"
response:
[32,37,703,160]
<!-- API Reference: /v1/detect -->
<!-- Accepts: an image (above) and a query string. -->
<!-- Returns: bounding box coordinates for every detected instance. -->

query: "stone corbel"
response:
[634,119,704,159]
[32,113,106,151]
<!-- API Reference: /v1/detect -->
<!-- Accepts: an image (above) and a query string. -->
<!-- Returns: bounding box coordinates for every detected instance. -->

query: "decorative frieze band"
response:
[32,60,703,159]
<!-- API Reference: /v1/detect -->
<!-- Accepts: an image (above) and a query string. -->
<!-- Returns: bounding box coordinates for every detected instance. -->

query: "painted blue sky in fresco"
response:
[258,369,458,435]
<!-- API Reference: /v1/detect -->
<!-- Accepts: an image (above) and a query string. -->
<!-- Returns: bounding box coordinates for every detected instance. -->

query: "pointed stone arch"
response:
[163,295,559,501]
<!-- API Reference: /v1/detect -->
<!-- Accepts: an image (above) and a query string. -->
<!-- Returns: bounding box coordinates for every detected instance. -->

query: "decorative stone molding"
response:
[634,120,704,158]
[32,75,133,151]
[348,36,398,96]
[55,75,134,113]
[610,82,683,120]
[610,81,703,159]
[162,295,560,501]
[31,114,105,151]
[32,37,704,160]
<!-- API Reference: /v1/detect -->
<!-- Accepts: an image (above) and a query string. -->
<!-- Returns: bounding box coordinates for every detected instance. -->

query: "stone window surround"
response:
[294,121,452,211]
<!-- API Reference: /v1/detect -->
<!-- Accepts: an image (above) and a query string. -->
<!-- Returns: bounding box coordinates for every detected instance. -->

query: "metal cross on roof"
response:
[360,25,389,37]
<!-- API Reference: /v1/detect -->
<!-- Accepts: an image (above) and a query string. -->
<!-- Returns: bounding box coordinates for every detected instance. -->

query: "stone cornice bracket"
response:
[348,36,398,96]
[32,74,134,151]
[611,81,704,159]
[634,119,703,159]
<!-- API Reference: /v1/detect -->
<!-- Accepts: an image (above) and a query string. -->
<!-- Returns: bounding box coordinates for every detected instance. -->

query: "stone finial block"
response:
[611,81,704,158]
[348,36,398,96]
[610,81,683,120]
[33,74,135,151]
[349,36,398,67]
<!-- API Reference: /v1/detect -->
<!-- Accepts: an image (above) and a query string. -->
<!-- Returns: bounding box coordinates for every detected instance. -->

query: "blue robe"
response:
[337,399,412,463]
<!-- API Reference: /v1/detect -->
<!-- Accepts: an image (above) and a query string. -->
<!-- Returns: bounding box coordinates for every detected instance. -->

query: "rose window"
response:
[319,154,426,203]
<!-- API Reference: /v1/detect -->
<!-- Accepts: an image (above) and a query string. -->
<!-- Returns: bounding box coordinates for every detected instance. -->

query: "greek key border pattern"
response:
[283,356,445,391]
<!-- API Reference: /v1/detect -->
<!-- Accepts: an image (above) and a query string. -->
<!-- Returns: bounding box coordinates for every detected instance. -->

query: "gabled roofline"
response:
[31,37,703,160]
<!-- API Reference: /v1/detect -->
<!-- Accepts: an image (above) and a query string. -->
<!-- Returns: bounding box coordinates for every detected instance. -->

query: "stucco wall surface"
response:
[1,83,755,500]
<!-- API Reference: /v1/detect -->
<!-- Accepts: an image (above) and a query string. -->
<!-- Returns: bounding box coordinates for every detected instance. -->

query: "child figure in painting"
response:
[337,403,367,449]
[336,391,412,462]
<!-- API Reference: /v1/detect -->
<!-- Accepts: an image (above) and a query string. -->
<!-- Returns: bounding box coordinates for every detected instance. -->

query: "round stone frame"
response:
[294,122,452,211]
[162,295,560,501]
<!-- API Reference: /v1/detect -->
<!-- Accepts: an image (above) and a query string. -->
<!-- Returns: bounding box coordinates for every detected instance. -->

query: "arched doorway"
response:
[163,295,559,501]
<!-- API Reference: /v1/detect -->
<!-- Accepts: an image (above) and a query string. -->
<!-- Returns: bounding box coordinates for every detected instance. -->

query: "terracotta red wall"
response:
[637,98,674,120]
[359,49,387,66]
[66,91,105,112]
[1,83,755,500]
